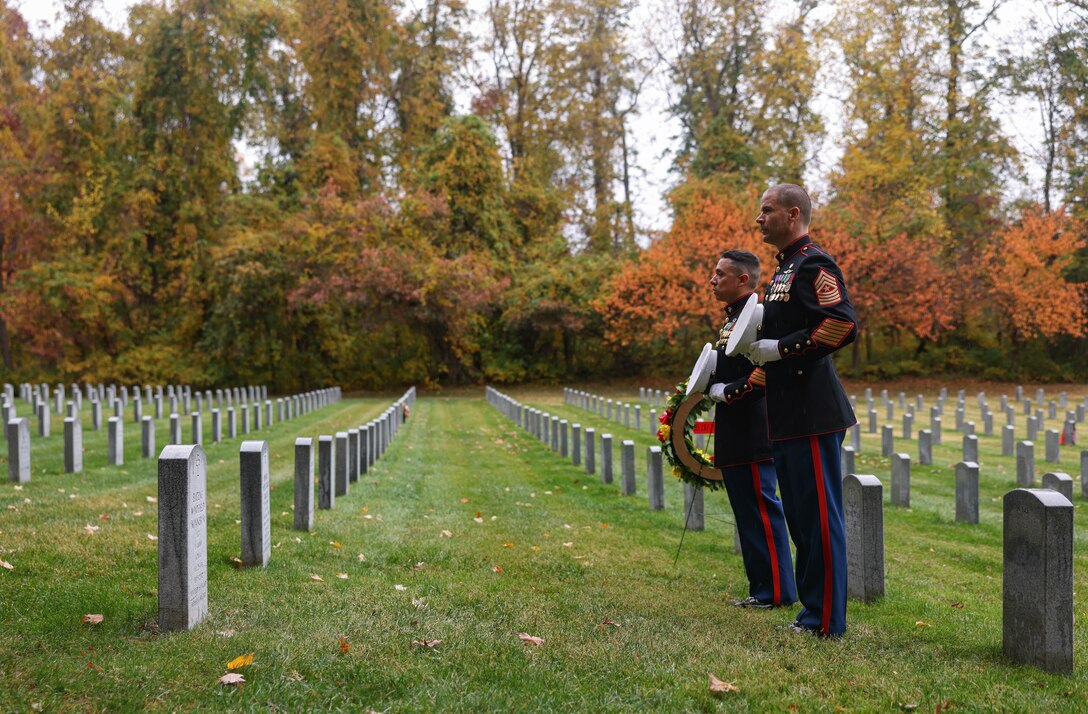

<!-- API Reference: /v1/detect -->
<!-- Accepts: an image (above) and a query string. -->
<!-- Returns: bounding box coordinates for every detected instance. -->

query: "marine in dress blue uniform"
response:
[747,185,857,637]
[706,252,796,608]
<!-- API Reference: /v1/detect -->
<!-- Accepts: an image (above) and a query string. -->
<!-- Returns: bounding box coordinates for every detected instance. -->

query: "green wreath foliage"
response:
[656,380,724,491]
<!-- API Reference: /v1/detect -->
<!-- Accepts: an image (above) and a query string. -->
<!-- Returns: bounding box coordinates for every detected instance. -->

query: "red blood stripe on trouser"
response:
[751,462,781,605]
[808,436,833,635]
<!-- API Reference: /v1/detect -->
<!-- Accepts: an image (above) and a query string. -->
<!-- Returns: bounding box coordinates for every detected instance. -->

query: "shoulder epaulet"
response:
[800,243,828,257]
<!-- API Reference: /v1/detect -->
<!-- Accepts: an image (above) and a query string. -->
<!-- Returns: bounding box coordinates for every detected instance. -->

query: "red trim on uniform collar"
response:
[723,292,755,315]
[776,235,811,263]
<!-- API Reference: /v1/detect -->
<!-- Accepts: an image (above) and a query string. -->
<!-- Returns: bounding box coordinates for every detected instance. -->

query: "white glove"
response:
[707,383,726,402]
[746,339,782,366]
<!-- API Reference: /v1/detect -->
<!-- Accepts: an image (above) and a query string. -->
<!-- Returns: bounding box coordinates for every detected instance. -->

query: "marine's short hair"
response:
[719,249,761,285]
[768,183,812,225]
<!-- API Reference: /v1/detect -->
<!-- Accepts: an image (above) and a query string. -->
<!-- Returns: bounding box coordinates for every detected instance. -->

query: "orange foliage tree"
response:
[981,205,1088,347]
[595,189,774,368]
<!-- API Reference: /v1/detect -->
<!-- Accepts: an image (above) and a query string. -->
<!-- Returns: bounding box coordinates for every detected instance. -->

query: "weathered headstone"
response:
[211,408,221,443]
[683,483,704,530]
[868,408,877,434]
[239,441,271,567]
[933,416,942,445]
[191,412,203,447]
[37,402,50,438]
[1082,450,1088,500]
[881,425,894,457]
[584,427,595,474]
[227,406,237,439]
[621,440,636,495]
[891,453,910,507]
[168,413,181,445]
[1016,440,1035,487]
[647,446,665,510]
[571,424,582,466]
[1002,424,1015,457]
[902,413,913,440]
[843,473,884,602]
[7,418,29,482]
[346,428,359,484]
[559,419,568,457]
[1045,429,1060,462]
[335,432,349,497]
[108,416,123,465]
[294,437,314,531]
[1043,471,1073,502]
[918,429,932,466]
[318,435,335,509]
[963,434,979,463]
[842,444,856,477]
[142,415,155,458]
[1027,415,1038,442]
[984,411,994,436]
[1002,488,1073,674]
[601,434,613,484]
[157,444,208,632]
[955,461,979,524]
[64,417,82,473]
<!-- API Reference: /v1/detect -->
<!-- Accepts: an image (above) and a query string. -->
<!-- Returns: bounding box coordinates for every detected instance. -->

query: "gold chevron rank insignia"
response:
[812,318,853,347]
[814,268,843,307]
[748,368,766,388]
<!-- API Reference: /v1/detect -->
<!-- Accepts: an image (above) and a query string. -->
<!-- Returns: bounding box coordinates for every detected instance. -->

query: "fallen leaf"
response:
[413,561,425,570]
[599,523,610,529]
[0,559,13,570]
[394,584,407,591]
[517,632,543,646]
[411,638,442,649]
[218,673,245,686]
[294,537,302,544]
[309,574,324,582]
[285,670,304,682]
[12,485,21,491]
[915,621,930,627]
[330,541,342,548]
[229,557,243,568]
[562,542,573,547]
[357,553,367,562]
[82,614,104,625]
[503,543,515,548]
[146,534,157,541]
[412,597,428,609]
[217,629,236,638]
[708,673,738,694]
[98,513,110,520]
[473,517,484,524]
[440,530,453,538]
[600,619,620,629]
[146,496,157,503]
[227,653,254,670]
[950,602,964,609]
[460,498,469,503]
[492,565,503,574]
[83,524,100,535]
[133,511,144,517]
[339,637,351,654]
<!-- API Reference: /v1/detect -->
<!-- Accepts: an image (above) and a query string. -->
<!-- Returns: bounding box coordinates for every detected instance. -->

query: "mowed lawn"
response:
[2,390,1088,711]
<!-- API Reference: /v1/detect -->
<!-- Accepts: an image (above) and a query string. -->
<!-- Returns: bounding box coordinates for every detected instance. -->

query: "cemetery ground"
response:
[3,386,1088,711]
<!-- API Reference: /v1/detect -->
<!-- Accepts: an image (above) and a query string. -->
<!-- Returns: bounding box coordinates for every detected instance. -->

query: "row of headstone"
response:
[10,381,271,418]
[490,387,667,512]
[157,386,413,633]
[6,386,343,483]
[638,386,667,409]
[562,387,649,435]
[298,388,415,518]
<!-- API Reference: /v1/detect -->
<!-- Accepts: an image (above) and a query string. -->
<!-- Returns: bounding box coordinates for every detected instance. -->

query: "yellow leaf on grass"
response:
[339,637,351,654]
[492,565,503,574]
[517,632,543,646]
[411,638,442,649]
[330,541,342,548]
[915,621,930,627]
[218,673,245,686]
[229,557,243,568]
[460,498,469,503]
[309,574,324,582]
[440,530,453,538]
[83,524,99,535]
[82,614,104,625]
[337,573,348,579]
[503,543,515,548]
[227,653,254,670]
[708,673,738,694]
[0,559,13,570]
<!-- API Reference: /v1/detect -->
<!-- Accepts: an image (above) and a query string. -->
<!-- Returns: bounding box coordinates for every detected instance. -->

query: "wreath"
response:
[657,380,725,491]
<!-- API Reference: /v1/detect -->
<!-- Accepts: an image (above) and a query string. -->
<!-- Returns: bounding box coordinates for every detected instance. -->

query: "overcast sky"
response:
[18,0,1048,236]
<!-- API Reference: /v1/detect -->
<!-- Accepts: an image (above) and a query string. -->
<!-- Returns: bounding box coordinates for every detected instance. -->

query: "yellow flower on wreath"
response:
[658,424,671,441]
[672,466,683,478]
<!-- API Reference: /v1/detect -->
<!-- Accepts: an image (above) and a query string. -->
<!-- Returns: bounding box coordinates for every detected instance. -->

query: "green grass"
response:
[2,388,1088,711]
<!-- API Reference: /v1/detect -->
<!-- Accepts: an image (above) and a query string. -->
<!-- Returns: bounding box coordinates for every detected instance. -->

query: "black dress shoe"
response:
[733,595,775,609]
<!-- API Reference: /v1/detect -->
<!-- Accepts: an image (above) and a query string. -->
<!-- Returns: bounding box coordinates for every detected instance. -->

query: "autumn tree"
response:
[981,206,1087,356]
[595,189,772,368]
